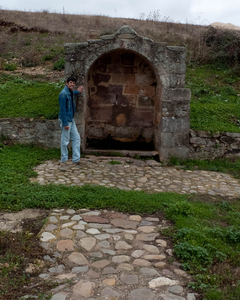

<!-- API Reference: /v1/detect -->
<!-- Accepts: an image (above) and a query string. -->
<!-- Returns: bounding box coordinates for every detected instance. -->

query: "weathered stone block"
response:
[135,74,156,85]
[89,107,113,122]
[124,85,140,95]
[112,74,135,84]
[138,96,154,107]
[129,111,154,127]
[167,88,191,101]
[93,73,111,85]
[161,117,190,133]
[161,133,175,148]
[169,74,186,88]
[159,147,189,161]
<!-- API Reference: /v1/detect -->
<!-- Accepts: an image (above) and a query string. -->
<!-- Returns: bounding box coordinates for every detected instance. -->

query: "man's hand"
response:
[64,126,69,130]
[77,86,84,93]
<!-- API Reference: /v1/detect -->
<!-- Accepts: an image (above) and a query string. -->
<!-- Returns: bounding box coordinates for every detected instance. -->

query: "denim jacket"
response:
[58,85,80,127]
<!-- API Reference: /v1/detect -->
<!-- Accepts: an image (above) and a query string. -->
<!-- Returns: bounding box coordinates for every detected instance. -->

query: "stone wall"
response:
[189,129,240,159]
[0,118,240,160]
[0,118,60,148]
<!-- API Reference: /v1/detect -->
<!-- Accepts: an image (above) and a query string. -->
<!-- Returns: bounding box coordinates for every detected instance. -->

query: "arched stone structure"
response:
[64,26,191,161]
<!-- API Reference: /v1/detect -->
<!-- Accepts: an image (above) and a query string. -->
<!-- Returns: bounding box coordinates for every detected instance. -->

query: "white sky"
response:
[1,0,240,27]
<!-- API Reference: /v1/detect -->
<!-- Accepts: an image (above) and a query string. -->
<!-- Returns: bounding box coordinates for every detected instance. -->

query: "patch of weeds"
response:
[4,63,17,71]
[168,156,181,166]
[0,215,56,299]
[165,201,192,220]
[53,58,65,71]
[108,160,121,165]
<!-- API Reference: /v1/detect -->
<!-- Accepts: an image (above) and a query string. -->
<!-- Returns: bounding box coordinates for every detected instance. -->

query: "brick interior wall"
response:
[86,50,157,150]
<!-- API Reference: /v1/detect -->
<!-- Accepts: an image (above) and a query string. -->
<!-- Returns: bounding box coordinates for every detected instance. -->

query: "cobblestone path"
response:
[31,156,240,198]
[26,156,240,299]
[39,208,196,300]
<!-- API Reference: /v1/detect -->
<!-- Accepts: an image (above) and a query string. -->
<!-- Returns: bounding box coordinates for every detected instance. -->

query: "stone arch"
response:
[85,49,161,151]
[64,26,191,160]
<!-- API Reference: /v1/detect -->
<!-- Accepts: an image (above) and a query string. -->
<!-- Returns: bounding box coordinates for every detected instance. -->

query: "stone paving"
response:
[30,156,240,198]
[38,208,197,300]
[25,156,240,299]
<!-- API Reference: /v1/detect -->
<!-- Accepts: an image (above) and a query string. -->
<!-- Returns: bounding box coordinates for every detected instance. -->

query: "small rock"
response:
[45,224,58,231]
[117,263,134,271]
[156,239,167,247]
[72,266,89,273]
[129,215,142,221]
[120,274,138,284]
[71,215,82,220]
[133,259,151,267]
[62,221,76,228]
[142,254,166,261]
[149,277,179,289]
[98,240,110,248]
[91,260,110,269]
[143,244,160,253]
[95,234,110,240]
[130,288,155,300]
[76,230,86,238]
[160,294,185,300]
[73,280,95,298]
[168,285,184,294]
[57,240,74,251]
[79,237,96,251]
[68,252,88,265]
[86,269,100,279]
[86,228,100,234]
[112,255,131,263]
[89,252,103,258]
[140,267,159,277]
[40,232,56,242]
[115,241,132,250]
[138,226,156,233]
[50,293,67,300]
[131,250,144,258]
[101,287,121,298]
[48,264,65,273]
[102,267,118,274]
[124,233,134,240]
[56,273,76,280]
[103,278,116,286]
[59,228,73,237]
[39,273,50,279]
[187,293,197,300]
[154,262,166,269]
[174,269,189,277]
[136,233,159,241]
[49,216,58,223]
[166,248,174,256]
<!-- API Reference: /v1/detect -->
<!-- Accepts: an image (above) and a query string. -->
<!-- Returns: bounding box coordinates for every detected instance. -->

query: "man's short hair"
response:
[66,76,76,83]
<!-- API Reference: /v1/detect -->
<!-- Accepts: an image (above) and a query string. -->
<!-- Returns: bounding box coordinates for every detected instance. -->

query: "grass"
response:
[168,156,240,179]
[186,65,240,133]
[0,144,240,299]
[0,74,64,119]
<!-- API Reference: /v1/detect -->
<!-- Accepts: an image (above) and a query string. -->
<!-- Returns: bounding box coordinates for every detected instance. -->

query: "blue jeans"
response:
[59,119,81,163]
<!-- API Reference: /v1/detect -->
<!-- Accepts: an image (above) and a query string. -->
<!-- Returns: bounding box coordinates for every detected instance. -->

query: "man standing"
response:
[58,76,83,163]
